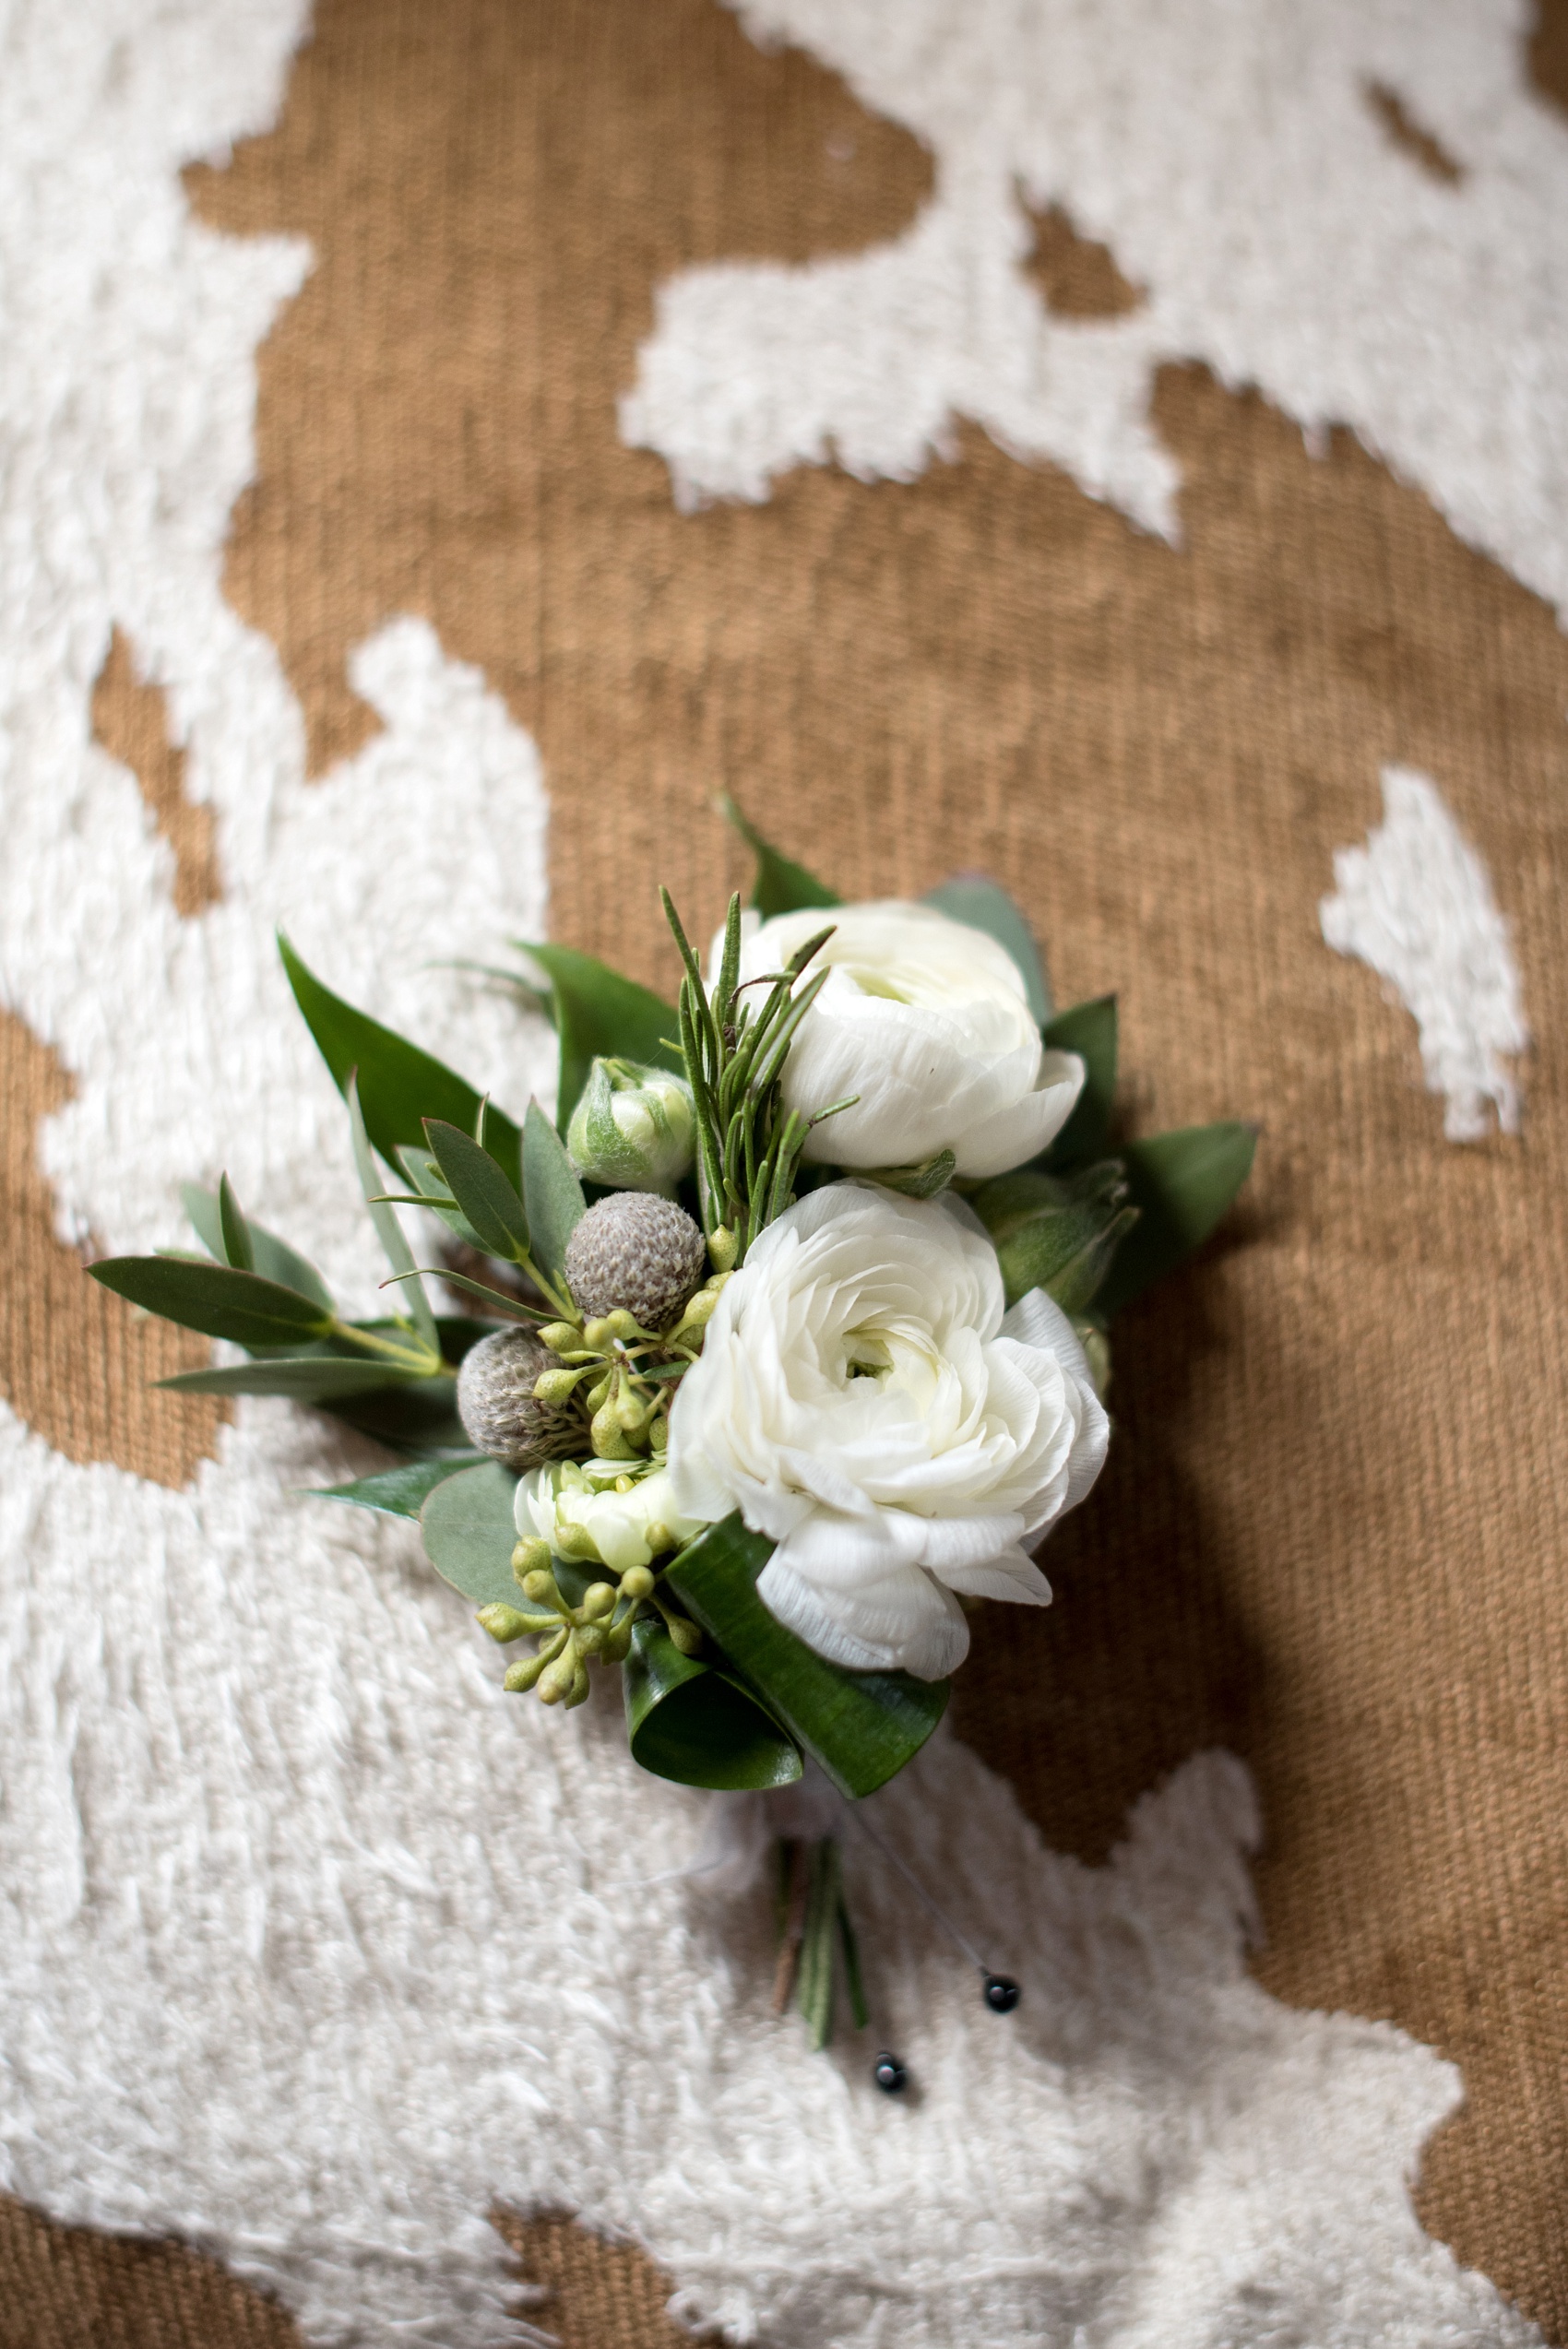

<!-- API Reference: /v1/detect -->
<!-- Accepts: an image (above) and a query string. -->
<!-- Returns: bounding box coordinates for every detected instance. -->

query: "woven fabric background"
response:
[2,2,1566,2342]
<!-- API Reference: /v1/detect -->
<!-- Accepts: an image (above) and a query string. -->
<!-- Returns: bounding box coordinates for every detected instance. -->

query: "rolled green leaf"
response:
[422,1119,530,1263]
[718,794,841,919]
[418,1459,526,1609]
[514,942,681,1133]
[922,877,1051,1023]
[1039,995,1118,1169]
[521,1100,586,1287]
[1093,1121,1258,1319]
[89,1257,334,1350]
[316,1458,480,1519]
[667,1515,949,1799]
[623,1616,802,1791]
[279,932,522,1192]
[217,1174,254,1273]
[182,1184,334,1311]
[155,1356,426,1401]
[797,1836,841,2050]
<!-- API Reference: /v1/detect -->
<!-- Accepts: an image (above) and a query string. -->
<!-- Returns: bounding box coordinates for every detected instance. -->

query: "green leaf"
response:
[863,1149,956,1201]
[1093,1121,1258,1319]
[154,1356,427,1401]
[1040,996,1118,1169]
[667,1515,949,1799]
[422,1119,529,1263]
[419,1459,525,1609]
[315,1458,479,1519]
[89,1257,334,1349]
[347,1074,439,1357]
[971,1159,1136,1312]
[515,943,681,1133]
[623,1615,802,1791]
[797,1836,841,2050]
[182,1184,335,1311]
[522,1099,586,1287]
[323,1379,468,1456]
[217,1174,254,1272]
[719,793,841,919]
[923,877,1051,1023]
[279,932,522,1192]
[837,1891,868,2031]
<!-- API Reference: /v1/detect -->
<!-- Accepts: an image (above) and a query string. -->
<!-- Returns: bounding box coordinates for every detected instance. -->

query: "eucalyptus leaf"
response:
[1093,1121,1258,1319]
[89,1256,334,1349]
[419,1459,525,1609]
[922,876,1051,1023]
[422,1119,529,1263]
[515,942,681,1133]
[623,1615,802,1791]
[393,1145,488,1254]
[347,1073,439,1357]
[1040,995,1119,1169]
[182,1184,335,1311]
[316,1458,479,1519]
[154,1356,426,1401]
[522,1100,586,1287]
[279,931,522,1191]
[718,793,841,919]
[667,1515,949,1799]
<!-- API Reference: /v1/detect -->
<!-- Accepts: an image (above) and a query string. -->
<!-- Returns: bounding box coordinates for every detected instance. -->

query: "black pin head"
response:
[872,2050,908,2094]
[983,1974,1020,2012]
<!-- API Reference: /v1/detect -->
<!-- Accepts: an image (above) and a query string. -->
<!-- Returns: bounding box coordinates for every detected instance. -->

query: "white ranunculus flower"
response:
[719,899,1083,1180]
[516,1458,707,1578]
[666,1183,1109,1679]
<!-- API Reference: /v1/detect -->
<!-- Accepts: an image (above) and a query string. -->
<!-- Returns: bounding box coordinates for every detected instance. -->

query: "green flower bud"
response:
[641,1523,671,1556]
[604,1308,645,1342]
[589,1400,637,1460]
[476,1603,530,1643]
[619,1564,656,1601]
[563,1658,592,1710]
[504,1651,548,1693]
[538,1322,581,1353]
[707,1225,739,1275]
[537,1645,580,1705]
[566,1057,696,1192]
[533,1366,586,1405]
[580,1581,617,1620]
[664,1613,702,1656]
[554,1523,600,1558]
[519,1565,559,1604]
[581,1319,615,1351]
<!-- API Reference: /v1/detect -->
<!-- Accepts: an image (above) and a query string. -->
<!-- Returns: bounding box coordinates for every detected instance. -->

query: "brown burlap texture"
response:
[4,3,1566,2342]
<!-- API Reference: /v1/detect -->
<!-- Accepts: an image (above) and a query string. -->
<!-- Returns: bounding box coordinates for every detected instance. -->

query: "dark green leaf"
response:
[522,1100,586,1287]
[322,1379,467,1455]
[422,1119,529,1263]
[154,1355,426,1401]
[718,793,841,919]
[623,1615,802,1791]
[348,1074,438,1357]
[279,931,522,1191]
[1040,996,1118,1169]
[315,1458,479,1519]
[922,877,1051,1023]
[182,1184,335,1311]
[419,1459,525,1609]
[1093,1121,1258,1319]
[667,1515,949,1799]
[515,943,681,1133]
[972,1159,1136,1311]
[217,1174,254,1272]
[89,1257,334,1349]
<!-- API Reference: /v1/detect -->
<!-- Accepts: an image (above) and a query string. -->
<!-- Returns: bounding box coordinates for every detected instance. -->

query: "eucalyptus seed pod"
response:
[565,1057,696,1192]
[457,1328,583,1472]
[564,1192,707,1334]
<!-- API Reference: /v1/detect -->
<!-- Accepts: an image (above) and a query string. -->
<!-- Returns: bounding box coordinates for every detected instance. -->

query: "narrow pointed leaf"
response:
[182,1184,335,1311]
[279,932,521,1190]
[522,1099,586,1286]
[1040,995,1118,1169]
[1093,1121,1258,1318]
[422,1119,529,1262]
[347,1073,438,1356]
[719,794,840,919]
[923,876,1051,1023]
[667,1514,948,1799]
[155,1356,424,1401]
[515,943,681,1132]
[316,1458,479,1519]
[217,1174,254,1272]
[89,1257,333,1349]
[623,1616,802,1791]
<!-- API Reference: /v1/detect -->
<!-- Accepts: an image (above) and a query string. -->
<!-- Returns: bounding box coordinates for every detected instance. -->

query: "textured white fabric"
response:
[624,0,1568,630]
[0,4,1546,2344]
[1322,767,1528,1140]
